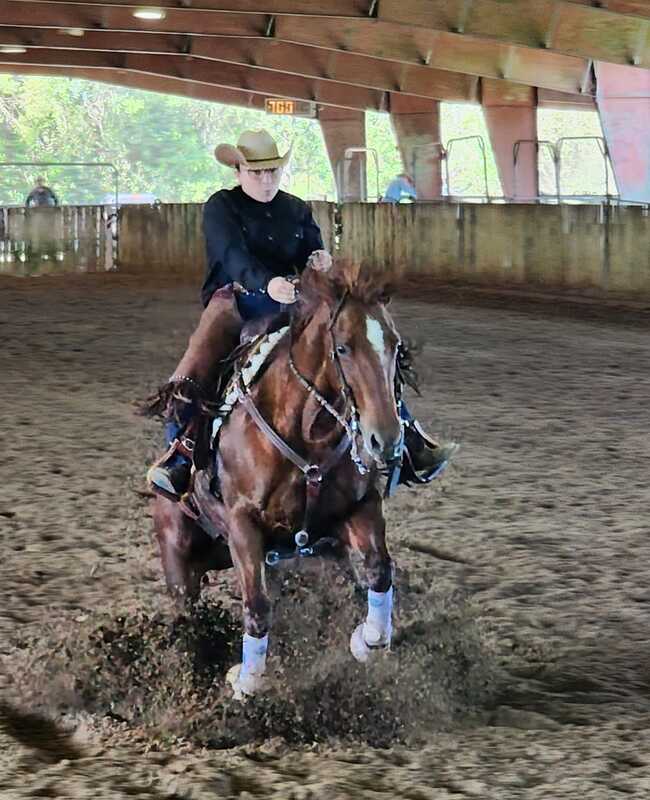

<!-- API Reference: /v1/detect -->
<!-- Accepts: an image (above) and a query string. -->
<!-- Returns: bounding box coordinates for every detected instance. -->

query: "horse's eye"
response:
[336,344,348,356]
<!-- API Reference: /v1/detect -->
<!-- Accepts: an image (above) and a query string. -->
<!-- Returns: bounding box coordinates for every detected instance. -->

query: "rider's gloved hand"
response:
[307,249,333,272]
[267,276,298,304]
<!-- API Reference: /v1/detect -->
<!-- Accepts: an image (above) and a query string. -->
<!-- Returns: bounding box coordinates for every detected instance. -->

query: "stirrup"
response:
[400,423,460,486]
[146,438,193,501]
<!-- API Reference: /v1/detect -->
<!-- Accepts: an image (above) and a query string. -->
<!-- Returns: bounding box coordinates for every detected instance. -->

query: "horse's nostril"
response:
[370,433,381,452]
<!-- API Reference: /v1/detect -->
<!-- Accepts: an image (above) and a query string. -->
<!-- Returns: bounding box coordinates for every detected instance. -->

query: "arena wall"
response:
[4,202,650,298]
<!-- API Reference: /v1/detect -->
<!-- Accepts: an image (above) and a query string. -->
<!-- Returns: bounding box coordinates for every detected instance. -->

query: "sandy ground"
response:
[2,272,650,799]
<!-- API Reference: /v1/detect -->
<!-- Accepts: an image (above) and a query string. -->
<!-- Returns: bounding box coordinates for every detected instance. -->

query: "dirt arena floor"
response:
[2,272,650,799]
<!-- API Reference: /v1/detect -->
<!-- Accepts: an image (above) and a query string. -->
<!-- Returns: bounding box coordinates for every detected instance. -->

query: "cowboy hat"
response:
[215,129,292,170]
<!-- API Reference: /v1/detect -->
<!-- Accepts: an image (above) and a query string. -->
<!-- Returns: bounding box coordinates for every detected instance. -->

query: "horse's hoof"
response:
[350,623,390,663]
[226,663,268,700]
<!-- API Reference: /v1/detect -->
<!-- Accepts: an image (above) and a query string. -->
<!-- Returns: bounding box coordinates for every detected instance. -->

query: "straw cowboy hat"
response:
[215,130,292,170]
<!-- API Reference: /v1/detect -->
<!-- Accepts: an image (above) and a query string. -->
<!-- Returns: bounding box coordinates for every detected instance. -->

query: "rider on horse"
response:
[147,130,453,500]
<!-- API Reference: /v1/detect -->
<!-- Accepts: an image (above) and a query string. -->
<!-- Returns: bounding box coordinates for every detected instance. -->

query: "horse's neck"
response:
[261,304,342,447]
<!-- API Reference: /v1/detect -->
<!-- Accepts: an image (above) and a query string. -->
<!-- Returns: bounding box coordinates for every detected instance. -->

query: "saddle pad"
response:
[211,325,289,442]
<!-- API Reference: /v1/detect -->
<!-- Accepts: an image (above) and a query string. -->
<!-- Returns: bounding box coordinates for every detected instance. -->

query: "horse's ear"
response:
[378,283,394,306]
[300,262,338,304]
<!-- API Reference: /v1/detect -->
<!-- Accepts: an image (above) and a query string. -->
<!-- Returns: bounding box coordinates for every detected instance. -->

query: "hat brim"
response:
[214,142,292,170]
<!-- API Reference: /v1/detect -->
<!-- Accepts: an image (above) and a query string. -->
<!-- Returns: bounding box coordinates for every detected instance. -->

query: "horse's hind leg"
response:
[338,489,394,663]
[152,497,232,609]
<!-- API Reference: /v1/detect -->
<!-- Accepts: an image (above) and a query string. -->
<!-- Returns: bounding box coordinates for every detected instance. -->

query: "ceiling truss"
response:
[0,1,647,113]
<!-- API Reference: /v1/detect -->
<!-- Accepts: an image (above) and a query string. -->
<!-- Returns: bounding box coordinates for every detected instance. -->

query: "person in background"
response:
[381,173,417,204]
[25,176,59,208]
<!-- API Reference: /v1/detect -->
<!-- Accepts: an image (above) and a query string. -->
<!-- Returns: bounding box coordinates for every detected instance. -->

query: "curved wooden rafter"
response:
[0,0,647,107]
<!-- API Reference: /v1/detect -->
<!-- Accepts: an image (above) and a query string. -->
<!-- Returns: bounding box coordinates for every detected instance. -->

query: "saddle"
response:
[178,320,292,518]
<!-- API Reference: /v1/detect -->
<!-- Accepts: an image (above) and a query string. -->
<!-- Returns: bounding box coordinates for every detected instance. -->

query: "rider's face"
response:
[237,165,283,203]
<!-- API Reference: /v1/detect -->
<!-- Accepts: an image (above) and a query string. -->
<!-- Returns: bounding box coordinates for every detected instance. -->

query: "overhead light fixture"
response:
[133,8,167,20]
[0,45,27,54]
[58,27,85,37]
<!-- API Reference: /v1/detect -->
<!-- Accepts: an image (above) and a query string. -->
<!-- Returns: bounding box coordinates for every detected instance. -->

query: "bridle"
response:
[288,290,370,476]
[237,287,399,565]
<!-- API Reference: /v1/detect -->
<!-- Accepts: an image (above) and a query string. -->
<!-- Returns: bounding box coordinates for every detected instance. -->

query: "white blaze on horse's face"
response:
[337,304,401,466]
[365,315,390,368]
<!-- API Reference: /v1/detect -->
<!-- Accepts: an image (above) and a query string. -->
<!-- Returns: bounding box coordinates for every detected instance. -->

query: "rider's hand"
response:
[267,276,297,304]
[307,249,333,273]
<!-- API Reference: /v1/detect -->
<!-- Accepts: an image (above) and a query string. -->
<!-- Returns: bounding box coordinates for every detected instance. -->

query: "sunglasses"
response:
[244,167,281,178]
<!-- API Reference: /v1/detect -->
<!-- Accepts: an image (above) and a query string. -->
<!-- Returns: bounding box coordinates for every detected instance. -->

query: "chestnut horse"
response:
[152,261,402,698]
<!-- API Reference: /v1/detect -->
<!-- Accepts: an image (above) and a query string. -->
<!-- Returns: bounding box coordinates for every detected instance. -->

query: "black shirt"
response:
[201,186,323,307]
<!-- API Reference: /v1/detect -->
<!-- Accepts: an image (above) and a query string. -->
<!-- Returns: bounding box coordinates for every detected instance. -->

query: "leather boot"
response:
[401,421,459,485]
[147,286,244,499]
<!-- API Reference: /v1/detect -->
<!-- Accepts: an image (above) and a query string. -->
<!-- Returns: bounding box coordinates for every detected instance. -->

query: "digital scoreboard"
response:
[265,98,317,118]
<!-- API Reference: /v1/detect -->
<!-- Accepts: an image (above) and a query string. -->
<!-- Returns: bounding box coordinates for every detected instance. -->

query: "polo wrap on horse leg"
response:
[366,586,393,644]
[241,632,269,678]
[350,585,393,663]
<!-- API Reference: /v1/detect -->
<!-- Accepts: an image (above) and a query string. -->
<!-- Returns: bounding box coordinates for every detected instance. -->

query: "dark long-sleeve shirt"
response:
[201,186,323,308]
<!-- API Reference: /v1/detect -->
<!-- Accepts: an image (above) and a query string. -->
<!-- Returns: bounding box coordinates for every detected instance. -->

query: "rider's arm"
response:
[202,193,274,306]
[296,204,324,269]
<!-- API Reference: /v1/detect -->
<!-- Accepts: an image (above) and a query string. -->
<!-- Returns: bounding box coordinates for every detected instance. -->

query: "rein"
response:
[288,290,369,476]
[238,291,372,564]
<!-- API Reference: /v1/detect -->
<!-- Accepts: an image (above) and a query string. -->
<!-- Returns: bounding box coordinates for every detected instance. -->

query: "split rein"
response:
[287,290,370,477]
[237,290,374,566]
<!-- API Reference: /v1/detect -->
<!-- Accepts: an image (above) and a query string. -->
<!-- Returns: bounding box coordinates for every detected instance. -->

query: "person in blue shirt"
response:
[381,173,417,204]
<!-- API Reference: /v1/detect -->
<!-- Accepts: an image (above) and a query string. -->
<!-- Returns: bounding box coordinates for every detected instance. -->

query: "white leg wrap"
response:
[350,586,393,663]
[226,633,269,700]
[365,586,393,645]
[241,632,268,676]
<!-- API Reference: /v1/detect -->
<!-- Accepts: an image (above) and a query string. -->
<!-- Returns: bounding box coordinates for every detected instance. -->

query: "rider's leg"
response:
[400,401,459,483]
[147,419,194,501]
[147,287,244,500]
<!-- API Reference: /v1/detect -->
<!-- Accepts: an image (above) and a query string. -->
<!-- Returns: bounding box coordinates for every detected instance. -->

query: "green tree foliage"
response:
[537,108,614,197]
[0,75,339,204]
[0,74,611,205]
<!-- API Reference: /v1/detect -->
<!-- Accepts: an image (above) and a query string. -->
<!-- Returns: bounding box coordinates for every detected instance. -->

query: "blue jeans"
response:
[400,402,413,423]
[235,291,283,320]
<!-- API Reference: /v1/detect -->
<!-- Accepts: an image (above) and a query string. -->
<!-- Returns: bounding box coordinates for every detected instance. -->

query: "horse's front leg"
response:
[339,489,394,663]
[225,507,271,699]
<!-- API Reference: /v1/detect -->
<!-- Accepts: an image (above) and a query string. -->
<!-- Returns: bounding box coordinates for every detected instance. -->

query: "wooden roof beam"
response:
[5,0,650,68]
[276,18,593,95]
[374,0,650,69]
[5,0,371,17]
[0,48,390,110]
[0,2,267,36]
[0,29,480,102]
[0,16,592,97]
[0,62,269,109]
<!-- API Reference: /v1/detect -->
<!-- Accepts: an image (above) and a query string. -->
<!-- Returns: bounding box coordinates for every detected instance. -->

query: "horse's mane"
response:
[298,258,393,309]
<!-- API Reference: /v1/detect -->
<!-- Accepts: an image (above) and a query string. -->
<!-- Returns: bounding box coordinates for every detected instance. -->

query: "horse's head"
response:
[298,260,402,467]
